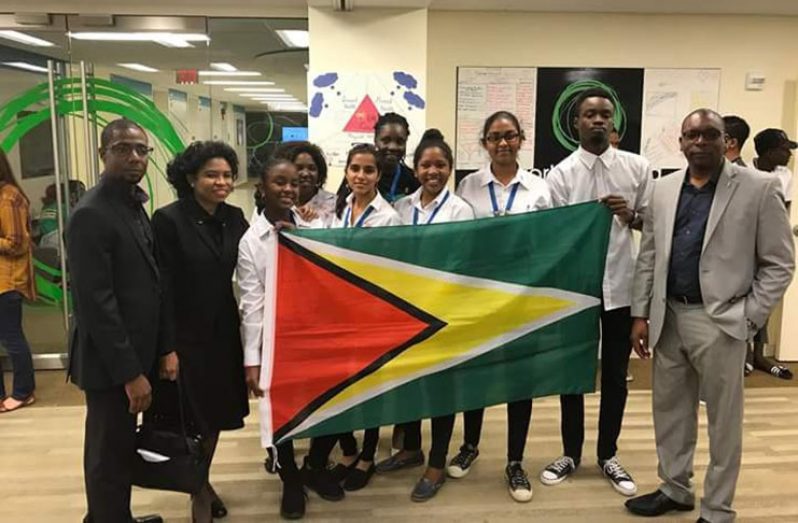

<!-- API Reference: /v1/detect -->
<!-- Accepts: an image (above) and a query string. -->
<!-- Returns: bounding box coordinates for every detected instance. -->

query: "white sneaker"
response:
[506,462,533,503]
[600,456,637,496]
[446,444,479,479]
[539,456,577,486]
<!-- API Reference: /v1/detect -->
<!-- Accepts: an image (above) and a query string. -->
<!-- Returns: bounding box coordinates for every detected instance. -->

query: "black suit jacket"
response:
[66,175,164,390]
[152,198,248,351]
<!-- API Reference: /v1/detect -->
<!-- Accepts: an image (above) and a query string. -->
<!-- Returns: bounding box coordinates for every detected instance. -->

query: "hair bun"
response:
[421,128,445,142]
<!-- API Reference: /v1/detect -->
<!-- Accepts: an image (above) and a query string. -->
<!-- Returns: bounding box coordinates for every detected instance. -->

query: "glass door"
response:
[0,13,310,368]
[0,15,74,367]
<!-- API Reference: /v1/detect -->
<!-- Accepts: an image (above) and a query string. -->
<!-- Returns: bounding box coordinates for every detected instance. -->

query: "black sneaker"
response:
[280,481,306,520]
[446,444,479,479]
[539,456,578,486]
[771,365,793,380]
[599,456,637,496]
[301,458,345,501]
[505,462,533,503]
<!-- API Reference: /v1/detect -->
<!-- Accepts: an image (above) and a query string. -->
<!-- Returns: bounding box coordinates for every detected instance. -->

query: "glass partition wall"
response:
[0,13,309,368]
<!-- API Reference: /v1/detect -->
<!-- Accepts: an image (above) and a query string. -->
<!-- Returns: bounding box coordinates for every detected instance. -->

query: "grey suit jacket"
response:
[631,160,794,347]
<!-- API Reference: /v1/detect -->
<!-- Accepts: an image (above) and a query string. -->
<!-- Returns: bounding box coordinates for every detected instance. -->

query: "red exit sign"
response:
[176,69,198,84]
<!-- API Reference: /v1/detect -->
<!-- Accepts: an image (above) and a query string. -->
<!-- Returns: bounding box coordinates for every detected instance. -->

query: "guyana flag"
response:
[261,202,611,446]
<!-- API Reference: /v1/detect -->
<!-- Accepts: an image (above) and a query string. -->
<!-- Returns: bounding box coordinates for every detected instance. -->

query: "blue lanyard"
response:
[488,181,520,216]
[344,205,375,228]
[388,164,402,202]
[413,190,450,225]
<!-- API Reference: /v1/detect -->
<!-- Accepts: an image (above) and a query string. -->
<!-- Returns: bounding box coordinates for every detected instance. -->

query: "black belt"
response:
[669,295,703,304]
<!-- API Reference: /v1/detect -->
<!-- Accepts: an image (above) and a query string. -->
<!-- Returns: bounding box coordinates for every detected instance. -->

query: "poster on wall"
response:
[642,68,721,173]
[534,67,644,174]
[455,67,537,170]
[307,71,426,167]
[195,96,212,141]
[167,89,190,143]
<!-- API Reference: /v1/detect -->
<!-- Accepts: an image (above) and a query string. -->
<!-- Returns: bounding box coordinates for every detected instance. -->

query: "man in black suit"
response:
[67,118,178,523]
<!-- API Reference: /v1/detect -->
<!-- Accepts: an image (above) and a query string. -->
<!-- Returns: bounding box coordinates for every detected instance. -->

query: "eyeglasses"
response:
[682,129,722,142]
[484,131,521,144]
[108,142,154,157]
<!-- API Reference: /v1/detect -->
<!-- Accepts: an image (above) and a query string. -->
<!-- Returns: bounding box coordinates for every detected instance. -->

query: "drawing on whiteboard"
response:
[308,71,426,167]
[642,68,721,171]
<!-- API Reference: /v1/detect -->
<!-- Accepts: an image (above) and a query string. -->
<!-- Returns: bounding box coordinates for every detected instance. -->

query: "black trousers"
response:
[560,306,632,462]
[338,431,358,457]
[428,414,455,469]
[359,419,423,461]
[83,387,137,523]
[401,420,422,451]
[462,399,532,462]
[276,434,339,484]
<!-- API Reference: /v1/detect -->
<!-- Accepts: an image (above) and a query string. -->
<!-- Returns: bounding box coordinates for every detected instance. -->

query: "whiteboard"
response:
[641,68,721,171]
[456,67,537,170]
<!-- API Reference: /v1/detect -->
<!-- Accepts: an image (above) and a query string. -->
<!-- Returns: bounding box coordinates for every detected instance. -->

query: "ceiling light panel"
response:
[202,80,275,86]
[210,62,237,72]
[223,87,285,93]
[198,71,261,77]
[68,32,209,48]
[275,29,309,48]
[117,63,158,72]
[2,61,48,73]
[0,30,55,47]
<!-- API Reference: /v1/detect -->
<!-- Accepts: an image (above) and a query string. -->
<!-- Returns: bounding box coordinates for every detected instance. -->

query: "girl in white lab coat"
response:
[237,158,343,519]
[392,129,475,502]
[330,144,402,492]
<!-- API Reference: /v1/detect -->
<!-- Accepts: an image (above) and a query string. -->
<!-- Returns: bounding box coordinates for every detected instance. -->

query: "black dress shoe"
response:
[133,516,163,523]
[280,481,307,520]
[211,495,228,518]
[696,518,711,523]
[329,460,356,483]
[343,461,376,491]
[301,458,345,501]
[376,450,425,473]
[625,490,694,517]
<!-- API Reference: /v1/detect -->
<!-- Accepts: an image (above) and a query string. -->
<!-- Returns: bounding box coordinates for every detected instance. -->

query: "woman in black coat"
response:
[152,141,249,522]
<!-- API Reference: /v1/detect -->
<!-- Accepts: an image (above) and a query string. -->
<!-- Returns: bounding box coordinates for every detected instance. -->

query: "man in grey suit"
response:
[625,109,794,523]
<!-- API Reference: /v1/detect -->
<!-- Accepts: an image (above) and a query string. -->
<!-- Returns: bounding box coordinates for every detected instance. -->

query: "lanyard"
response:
[344,205,375,228]
[488,181,520,216]
[388,164,402,202]
[413,190,450,225]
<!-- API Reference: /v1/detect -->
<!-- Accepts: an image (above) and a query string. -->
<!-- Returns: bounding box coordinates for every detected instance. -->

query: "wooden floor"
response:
[3,377,798,522]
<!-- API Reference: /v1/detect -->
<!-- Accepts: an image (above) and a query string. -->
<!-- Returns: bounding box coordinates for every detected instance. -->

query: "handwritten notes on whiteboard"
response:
[456,67,537,170]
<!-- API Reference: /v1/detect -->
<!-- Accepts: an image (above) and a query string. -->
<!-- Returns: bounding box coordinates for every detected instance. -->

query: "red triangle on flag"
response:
[271,240,440,438]
[343,95,380,133]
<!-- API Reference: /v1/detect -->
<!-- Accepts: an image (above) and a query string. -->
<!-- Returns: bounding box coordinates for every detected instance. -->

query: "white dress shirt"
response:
[455,164,551,218]
[305,188,337,227]
[237,209,323,368]
[546,146,653,310]
[394,187,475,225]
[331,191,402,228]
[773,165,793,203]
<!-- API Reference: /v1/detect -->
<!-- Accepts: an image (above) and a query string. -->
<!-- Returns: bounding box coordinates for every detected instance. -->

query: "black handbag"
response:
[131,377,210,495]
